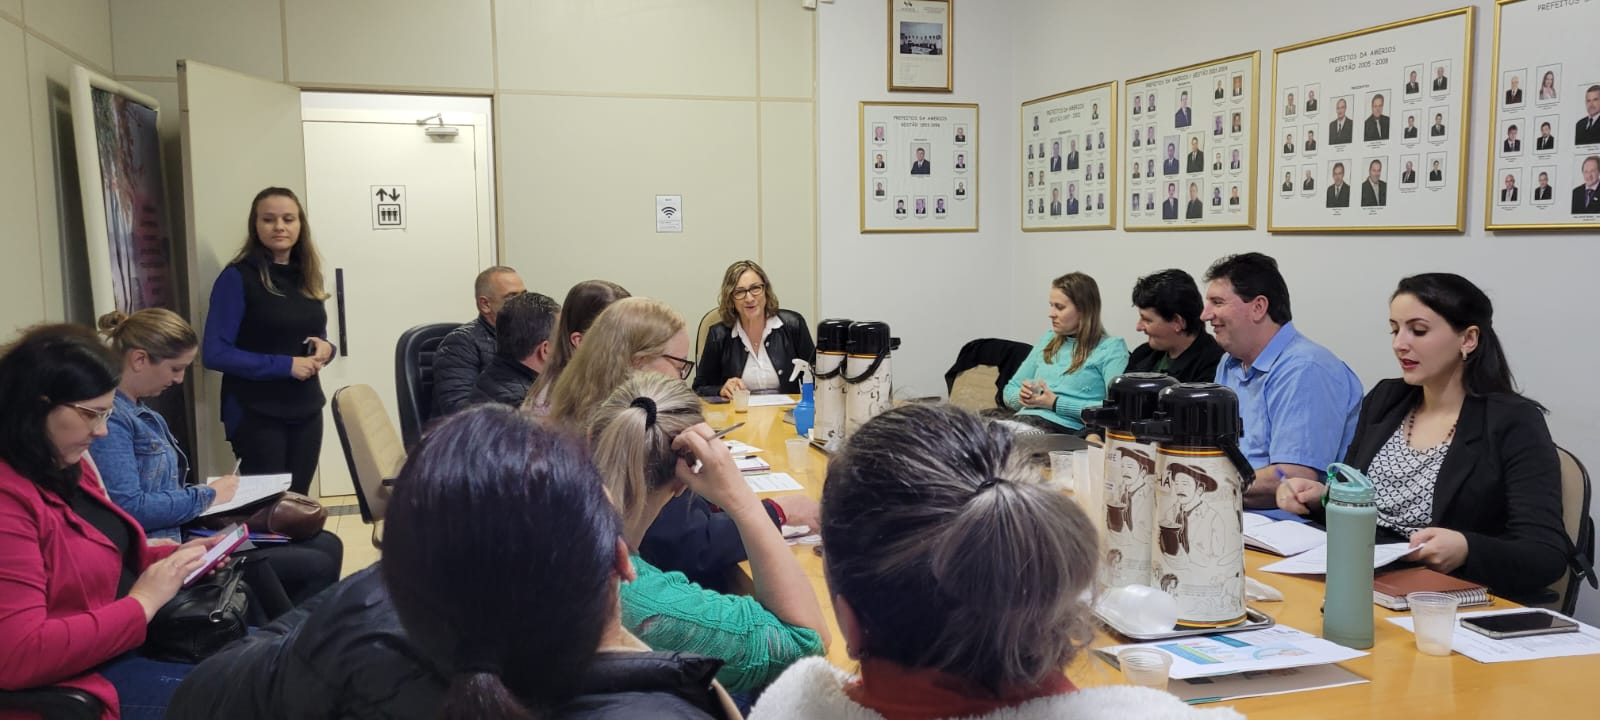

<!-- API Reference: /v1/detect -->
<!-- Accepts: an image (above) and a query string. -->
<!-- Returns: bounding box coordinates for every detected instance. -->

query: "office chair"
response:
[393,322,455,449]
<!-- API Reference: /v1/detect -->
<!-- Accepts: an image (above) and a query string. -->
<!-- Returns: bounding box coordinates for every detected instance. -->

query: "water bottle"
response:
[789,359,815,438]
[1322,462,1377,649]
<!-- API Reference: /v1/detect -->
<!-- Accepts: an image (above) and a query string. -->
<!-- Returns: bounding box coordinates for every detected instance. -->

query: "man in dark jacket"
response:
[432,266,525,416]
[469,291,560,408]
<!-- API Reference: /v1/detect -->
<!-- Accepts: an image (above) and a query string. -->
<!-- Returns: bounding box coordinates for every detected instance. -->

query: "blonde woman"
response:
[589,373,828,693]
[693,260,814,398]
[1003,272,1128,434]
[201,187,334,494]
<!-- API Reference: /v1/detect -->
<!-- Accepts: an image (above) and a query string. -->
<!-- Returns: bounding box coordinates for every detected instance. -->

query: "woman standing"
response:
[1003,272,1128,434]
[93,308,342,611]
[693,260,815,398]
[202,187,334,494]
[1277,273,1571,599]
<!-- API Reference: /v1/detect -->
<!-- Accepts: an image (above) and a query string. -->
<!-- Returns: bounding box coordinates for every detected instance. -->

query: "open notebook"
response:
[1242,512,1327,556]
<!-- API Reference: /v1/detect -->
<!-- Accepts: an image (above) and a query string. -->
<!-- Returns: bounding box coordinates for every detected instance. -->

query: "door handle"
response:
[335,268,348,358]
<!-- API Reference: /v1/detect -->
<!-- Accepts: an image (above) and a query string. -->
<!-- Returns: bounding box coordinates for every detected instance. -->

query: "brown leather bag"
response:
[195,492,327,540]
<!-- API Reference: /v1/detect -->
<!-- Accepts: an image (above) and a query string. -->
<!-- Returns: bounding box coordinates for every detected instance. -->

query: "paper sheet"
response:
[1172,663,1368,704]
[724,440,763,456]
[746,395,797,407]
[1388,609,1600,663]
[1096,625,1369,680]
[199,473,291,516]
[1244,520,1327,557]
[745,472,804,493]
[735,456,772,473]
[1259,542,1417,575]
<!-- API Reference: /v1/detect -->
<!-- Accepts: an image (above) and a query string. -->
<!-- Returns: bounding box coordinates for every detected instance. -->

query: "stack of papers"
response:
[1388,609,1600,663]
[747,395,797,408]
[1169,664,1368,704]
[1259,542,1418,575]
[745,472,804,493]
[1243,513,1327,556]
[734,456,772,474]
[724,440,763,457]
[199,473,290,516]
[1096,626,1369,681]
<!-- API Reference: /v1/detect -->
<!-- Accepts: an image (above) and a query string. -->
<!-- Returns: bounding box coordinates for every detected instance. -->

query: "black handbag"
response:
[142,556,250,663]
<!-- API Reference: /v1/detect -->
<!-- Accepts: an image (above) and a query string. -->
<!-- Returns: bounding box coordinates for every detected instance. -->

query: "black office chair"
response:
[393,322,456,449]
[0,687,104,720]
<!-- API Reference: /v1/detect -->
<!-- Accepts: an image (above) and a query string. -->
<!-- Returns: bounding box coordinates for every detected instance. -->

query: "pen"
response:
[683,423,747,473]
[230,458,242,477]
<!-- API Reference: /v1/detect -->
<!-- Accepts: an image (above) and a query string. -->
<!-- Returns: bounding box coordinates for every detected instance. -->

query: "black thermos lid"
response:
[1081,372,1178,431]
[1132,382,1243,446]
[846,321,895,356]
[816,319,852,353]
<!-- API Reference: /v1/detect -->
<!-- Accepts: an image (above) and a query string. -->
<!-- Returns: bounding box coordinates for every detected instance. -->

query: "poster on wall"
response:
[1485,0,1600,231]
[1268,8,1474,233]
[70,66,177,317]
[1122,52,1260,231]
[888,0,953,92]
[861,102,977,232]
[1021,82,1117,231]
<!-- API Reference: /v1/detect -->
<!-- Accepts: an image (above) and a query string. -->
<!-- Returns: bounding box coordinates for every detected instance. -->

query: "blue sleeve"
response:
[202,267,293,381]
[91,415,214,533]
[1053,337,1129,420]
[1003,335,1048,410]
[1263,361,1359,470]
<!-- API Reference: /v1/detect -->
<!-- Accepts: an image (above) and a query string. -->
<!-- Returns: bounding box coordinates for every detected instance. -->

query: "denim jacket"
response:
[89,390,215,541]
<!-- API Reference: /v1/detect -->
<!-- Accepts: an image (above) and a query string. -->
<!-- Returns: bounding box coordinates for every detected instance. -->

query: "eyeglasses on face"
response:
[66,402,114,427]
[661,354,696,380]
[731,284,766,300]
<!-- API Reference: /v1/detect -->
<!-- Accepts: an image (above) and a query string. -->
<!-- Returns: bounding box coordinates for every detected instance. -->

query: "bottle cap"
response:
[1325,462,1375,504]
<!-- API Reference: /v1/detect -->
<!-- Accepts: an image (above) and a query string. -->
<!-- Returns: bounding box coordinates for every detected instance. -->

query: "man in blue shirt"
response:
[1202,253,1362,508]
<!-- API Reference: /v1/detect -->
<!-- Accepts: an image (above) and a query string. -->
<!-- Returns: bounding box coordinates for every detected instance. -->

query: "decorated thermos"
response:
[1081,372,1177,590]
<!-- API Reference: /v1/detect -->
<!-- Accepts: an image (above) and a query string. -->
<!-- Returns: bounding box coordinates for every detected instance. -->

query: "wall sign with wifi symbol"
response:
[656,195,683,233]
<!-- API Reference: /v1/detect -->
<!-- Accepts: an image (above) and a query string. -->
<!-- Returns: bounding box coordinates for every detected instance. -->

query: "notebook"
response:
[1372,566,1491,610]
[1242,513,1327,556]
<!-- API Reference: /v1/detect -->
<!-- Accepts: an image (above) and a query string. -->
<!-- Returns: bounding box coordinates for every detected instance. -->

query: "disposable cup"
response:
[785,437,812,475]
[731,388,751,413]
[1049,450,1074,491]
[1071,450,1091,497]
[1408,592,1460,656]
[1117,647,1173,691]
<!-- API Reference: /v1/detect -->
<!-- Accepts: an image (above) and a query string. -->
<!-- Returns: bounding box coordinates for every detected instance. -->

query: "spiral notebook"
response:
[1372,567,1491,610]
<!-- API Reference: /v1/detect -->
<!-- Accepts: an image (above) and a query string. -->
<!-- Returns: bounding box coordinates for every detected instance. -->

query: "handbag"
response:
[142,556,250,663]
[194,491,328,540]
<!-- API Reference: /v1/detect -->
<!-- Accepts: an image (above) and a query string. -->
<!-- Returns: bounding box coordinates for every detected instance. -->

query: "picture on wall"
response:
[1486,0,1600,230]
[1122,51,1260,231]
[1021,81,1117,231]
[860,101,978,232]
[889,0,953,93]
[1268,8,1474,232]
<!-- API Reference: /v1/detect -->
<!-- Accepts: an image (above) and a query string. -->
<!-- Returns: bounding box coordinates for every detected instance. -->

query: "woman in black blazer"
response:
[1277,273,1569,599]
[693,260,815,398]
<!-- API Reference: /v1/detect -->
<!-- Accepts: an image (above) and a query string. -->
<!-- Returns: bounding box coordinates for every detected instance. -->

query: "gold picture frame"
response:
[1485,0,1600,231]
[1267,7,1475,233]
[1122,51,1261,231]
[888,0,953,93]
[1021,81,1119,232]
[860,101,979,233]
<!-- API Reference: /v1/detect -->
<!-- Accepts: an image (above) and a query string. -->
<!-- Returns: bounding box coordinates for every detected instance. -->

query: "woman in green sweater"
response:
[1004,272,1128,434]
[587,372,829,693]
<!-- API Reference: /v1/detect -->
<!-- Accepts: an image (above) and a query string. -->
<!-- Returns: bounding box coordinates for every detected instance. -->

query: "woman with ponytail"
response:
[749,403,1240,720]
[1276,273,1571,600]
[170,405,739,719]
[589,373,828,694]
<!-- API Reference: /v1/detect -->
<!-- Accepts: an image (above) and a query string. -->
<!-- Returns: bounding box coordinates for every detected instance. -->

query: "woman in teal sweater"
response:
[1004,272,1128,433]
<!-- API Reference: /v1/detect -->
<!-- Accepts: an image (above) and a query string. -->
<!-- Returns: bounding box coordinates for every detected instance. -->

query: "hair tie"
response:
[630,396,658,427]
[978,477,1002,490]
[458,659,501,676]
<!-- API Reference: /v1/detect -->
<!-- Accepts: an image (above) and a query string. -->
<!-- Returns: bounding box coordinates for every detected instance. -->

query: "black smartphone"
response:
[303,339,317,356]
[1459,611,1580,639]
[703,396,730,404]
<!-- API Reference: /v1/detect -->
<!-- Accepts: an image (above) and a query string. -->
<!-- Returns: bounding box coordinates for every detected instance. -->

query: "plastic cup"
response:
[785,437,812,475]
[731,388,751,413]
[1071,450,1091,497]
[706,410,729,427]
[1117,647,1173,691]
[1098,585,1180,635]
[1408,592,1461,656]
[1049,450,1074,491]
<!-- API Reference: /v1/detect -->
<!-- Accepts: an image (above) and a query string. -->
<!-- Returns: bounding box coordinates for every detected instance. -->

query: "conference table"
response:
[718,401,1599,718]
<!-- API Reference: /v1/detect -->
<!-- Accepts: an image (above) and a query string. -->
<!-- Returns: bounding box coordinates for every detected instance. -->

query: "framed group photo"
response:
[1485,0,1600,230]
[860,101,978,232]
[1267,7,1475,232]
[1122,51,1260,231]
[888,0,953,93]
[1021,81,1118,231]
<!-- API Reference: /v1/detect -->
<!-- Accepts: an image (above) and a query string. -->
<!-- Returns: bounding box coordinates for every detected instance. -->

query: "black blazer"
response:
[1342,379,1568,598]
[693,308,815,397]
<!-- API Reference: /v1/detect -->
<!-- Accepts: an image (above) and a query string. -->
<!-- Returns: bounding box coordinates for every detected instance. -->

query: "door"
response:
[302,108,494,496]
[179,60,307,480]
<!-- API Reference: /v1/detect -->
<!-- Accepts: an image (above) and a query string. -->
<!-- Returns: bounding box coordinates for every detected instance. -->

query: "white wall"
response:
[1009,0,1600,622]
[816,0,1015,399]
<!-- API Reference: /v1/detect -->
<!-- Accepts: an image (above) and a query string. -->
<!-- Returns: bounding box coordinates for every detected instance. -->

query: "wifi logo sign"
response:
[660,206,678,218]
[656,195,683,232]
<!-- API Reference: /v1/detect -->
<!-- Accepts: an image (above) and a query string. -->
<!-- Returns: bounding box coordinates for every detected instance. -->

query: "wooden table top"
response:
[717,401,1600,718]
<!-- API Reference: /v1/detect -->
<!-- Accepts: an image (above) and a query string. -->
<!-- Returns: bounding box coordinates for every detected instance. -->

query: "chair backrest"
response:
[394,322,457,448]
[694,307,721,364]
[948,366,1001,412]
[944,337,1034,409]
[1546,446,1595,615]
[331,384,406,524]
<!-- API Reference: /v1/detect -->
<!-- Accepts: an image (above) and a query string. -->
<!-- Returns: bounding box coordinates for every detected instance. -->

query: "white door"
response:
[302,109,494,496]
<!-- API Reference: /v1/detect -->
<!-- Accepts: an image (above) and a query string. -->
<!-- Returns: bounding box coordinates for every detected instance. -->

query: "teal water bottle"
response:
[1322,463,1376,649]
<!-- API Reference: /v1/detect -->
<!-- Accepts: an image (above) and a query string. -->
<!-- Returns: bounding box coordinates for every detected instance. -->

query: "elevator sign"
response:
[371,185,406,230]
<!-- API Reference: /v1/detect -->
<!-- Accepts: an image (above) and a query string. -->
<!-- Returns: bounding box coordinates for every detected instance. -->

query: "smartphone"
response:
[703,396,730,405]
[1459,611,1580,640]
[303,339,317,356]
[184,523,249,586]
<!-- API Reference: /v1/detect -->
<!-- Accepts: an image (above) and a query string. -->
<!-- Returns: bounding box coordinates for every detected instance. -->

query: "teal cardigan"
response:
[1003,331,1129,430]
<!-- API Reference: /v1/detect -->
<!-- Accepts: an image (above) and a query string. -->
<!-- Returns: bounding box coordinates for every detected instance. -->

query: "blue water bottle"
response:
[1322,462,1377,649]
[790,359,815,438]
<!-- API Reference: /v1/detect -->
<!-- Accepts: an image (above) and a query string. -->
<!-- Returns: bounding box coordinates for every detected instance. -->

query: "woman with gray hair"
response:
[748,403,1243,719]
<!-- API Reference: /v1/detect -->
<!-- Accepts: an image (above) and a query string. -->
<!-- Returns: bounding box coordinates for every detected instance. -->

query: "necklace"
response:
[1405,406,1456,450]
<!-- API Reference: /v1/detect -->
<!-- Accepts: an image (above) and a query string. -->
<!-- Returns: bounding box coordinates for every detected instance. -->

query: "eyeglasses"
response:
[731,284,766,300]
[66,402,114,427]
[661,353,696,381]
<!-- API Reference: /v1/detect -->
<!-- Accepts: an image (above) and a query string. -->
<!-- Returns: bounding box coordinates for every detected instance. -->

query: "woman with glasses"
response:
[693,260,815,399]
[91,308,342,615]
[546,297,817,591]
[0,324,226,719]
